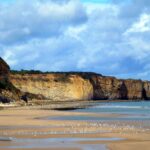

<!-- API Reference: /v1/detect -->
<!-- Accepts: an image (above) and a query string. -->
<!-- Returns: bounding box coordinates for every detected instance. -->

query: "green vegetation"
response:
[0,78,11,89]
[0,80,7,89]
[11,70,102,83]
[0,78,19,94]
[11,70,102,77]
[11,69,43,75]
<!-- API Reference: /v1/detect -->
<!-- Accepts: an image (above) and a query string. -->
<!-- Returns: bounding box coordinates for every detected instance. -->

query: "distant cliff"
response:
[89,75,150,100]
[0,57,150,104]
[10,71,150,102]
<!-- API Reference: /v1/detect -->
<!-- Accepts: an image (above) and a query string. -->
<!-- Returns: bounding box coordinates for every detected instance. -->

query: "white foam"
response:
[94,105,150,109]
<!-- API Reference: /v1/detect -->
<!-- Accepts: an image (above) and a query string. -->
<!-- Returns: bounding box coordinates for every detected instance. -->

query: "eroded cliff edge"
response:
[10,71,150,102]
[1,57,150,104]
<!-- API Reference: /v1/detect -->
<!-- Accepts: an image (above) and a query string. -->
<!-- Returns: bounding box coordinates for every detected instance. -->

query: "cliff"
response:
[90,75,150,100]
[10,73,93,101]
[1,57,150,103]
[10,72,150,102]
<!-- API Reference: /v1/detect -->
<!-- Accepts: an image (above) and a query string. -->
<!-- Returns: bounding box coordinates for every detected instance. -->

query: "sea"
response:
[50,101,150,121]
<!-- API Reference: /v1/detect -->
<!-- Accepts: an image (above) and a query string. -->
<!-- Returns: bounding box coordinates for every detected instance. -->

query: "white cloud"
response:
[0,0,87,45]
[1,0,150,80]
[125,13,150,34]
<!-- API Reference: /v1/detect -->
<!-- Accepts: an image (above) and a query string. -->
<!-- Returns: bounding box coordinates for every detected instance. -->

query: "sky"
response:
[0,0,150,80]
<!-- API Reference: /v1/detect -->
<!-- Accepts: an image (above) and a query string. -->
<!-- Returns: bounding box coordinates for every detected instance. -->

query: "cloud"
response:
[125,13,150,33]
[0,0,87,45]
[115,0,150,16]
[0,0,150,80]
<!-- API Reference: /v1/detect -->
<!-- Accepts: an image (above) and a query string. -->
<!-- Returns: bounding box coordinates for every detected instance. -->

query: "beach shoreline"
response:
[0,105,150,150]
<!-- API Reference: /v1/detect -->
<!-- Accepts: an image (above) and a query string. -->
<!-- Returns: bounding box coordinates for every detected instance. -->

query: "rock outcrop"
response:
[10,72,150,101]
[0,57,9,88]
[0,58,10,78]
[0,57,25,103]
[143,81,150,99]
[90,75,148,100]
[0,58,11,103]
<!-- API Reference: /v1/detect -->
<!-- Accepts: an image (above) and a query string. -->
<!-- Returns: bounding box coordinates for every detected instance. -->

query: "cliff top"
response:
[11,69,150,82]
[11,70,102,77]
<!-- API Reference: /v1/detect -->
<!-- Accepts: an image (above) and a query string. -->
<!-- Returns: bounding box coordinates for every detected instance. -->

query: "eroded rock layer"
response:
[10,72,150,101]
[10,73,93,101]
[90,76,149,100]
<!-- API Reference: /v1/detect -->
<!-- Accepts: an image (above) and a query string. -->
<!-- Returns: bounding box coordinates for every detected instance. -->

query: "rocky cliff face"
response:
[10,72,150,101]
[10,73,93,101]
[143,81,150,99]
[1,57,150,103]
[90,75,148,100]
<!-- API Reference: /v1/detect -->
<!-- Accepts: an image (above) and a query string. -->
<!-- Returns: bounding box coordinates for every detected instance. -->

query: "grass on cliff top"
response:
[11,70,102,78]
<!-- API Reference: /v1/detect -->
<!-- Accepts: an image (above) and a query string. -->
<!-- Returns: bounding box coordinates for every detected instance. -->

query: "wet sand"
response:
[0,107,150,150]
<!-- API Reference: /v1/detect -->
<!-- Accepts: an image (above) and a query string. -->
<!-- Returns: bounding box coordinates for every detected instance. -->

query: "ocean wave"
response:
[93,105,150,109]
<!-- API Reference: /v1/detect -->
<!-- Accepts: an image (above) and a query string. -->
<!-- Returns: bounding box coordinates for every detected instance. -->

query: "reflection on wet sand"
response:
[0,102,150,150]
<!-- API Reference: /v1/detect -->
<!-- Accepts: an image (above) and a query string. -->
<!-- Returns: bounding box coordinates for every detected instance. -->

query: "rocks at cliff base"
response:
[0,96,12,103]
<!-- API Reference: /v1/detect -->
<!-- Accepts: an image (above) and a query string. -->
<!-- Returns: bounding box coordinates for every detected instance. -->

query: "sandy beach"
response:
[0,106,150,150]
